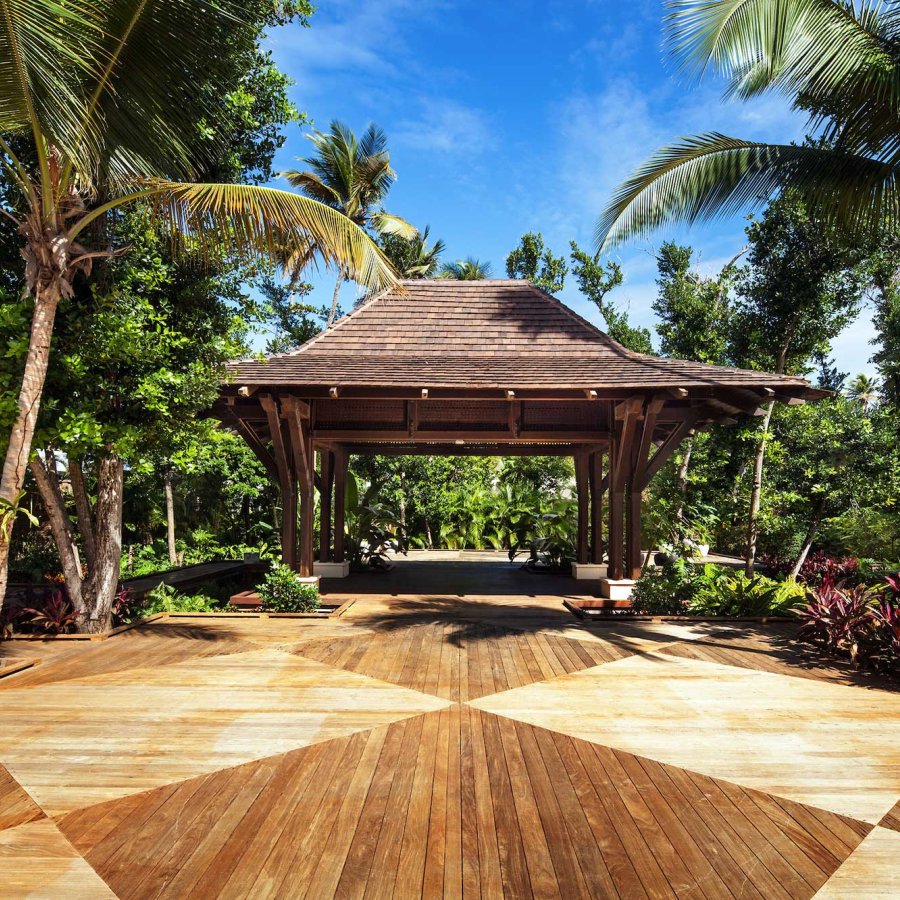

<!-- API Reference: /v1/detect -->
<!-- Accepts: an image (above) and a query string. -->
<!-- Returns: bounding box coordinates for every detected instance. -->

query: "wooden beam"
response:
[589,451,603,564]
[318,450,333,563]
[638,414,699,490]
[260,393,299,571]
[333,447,348,563]
[407,400,418,437]
[217,405,279,482]
[282,396,313,493]
[574,453,590,565]
[508,400,522,438]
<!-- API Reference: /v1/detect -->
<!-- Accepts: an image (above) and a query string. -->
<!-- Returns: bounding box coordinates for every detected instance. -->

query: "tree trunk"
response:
[82,454,124,634]
[164,469,177,567]
[68,458,96,573]
[744,401,775,576]
[0,292,60,610]
[673,434,695,521]
[29,451,85,613]
[790,496,827,579]
[327,268,345,328]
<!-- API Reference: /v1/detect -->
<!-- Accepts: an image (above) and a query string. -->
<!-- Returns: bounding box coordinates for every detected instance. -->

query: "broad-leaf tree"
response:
[506,232,567,294]
[597,0,900,247]
[284,121,415,325]
[0,0,398,610]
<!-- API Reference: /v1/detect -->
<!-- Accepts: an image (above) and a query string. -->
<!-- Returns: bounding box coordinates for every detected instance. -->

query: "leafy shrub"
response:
[143,583,219,615]
[22,590,78,635]
[257,563,321,613]
[764,551,860,586]
[795,582,878,662]
[631,559,701,615]
[690,573,805,618]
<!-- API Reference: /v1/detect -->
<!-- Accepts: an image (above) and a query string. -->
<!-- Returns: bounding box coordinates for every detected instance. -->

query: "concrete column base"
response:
[312,562,350,579]
[571,562,605,581]
[297,575,321,588]
[600,577,636,600]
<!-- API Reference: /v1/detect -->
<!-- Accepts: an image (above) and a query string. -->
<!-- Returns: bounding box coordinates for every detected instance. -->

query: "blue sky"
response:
[266,0,875,376]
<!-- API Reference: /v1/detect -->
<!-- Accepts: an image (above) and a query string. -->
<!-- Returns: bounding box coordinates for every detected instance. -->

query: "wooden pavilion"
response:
[215,280,824,595]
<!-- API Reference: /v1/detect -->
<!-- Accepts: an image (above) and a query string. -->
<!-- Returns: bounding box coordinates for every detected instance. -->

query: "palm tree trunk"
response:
[164,469,177,566]
[327,268,345,328]
[0,291,60,610]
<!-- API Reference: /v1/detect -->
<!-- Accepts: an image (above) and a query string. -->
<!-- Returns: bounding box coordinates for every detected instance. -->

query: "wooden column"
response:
[318,449,333,563]
[589,451,604,564]
[607,440,625,580]
[627,394,664,580]
[333,447,348,563]
[574,452,590,565]
[260,394,298,571]
[626,484,642,580]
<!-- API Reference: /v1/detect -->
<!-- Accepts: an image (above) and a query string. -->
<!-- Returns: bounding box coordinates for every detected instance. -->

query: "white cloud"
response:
[393,99,494,155]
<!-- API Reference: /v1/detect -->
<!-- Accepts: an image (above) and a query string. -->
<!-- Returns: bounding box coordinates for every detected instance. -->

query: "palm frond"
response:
[75,0,259,189]
[128,181,400,292]
[0,0,102,187]
[596,133,896,248]
[370,211,417,239]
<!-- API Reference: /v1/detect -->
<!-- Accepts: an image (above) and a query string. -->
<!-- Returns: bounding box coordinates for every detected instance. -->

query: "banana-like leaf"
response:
[596,133,896,249]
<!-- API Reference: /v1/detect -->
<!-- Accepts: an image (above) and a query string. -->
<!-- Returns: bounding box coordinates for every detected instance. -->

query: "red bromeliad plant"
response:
[23,590,78,635]
[795,581,878,663]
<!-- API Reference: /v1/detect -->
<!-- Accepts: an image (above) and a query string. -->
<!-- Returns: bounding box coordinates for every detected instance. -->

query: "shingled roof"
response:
[227,280,821,395]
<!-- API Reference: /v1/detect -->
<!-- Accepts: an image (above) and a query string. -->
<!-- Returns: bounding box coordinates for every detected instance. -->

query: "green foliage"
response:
[343,470,407,567]
[256,563,321,612]
[569,242,653,353]
[631,559,698,615]
[379,226,445,279]
[689,573,805,617]
[440,258,493,280]
[505,232,567,294]
[143,583,219,615]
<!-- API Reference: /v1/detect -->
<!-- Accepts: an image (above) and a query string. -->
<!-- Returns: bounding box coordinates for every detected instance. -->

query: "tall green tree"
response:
[569,242,653,353]
[0,0,397,612]
[506,232,567,294]
[597,0,900,248]
[284,121,415,325]
[730,195,865,574]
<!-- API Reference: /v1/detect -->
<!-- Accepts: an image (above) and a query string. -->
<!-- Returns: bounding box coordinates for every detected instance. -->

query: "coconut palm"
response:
[0,0,398,609]
[597,0,900,248]
[380,225,446,278]
[440,258,494,280]
[847,373,880,409]
[284,121,416,325]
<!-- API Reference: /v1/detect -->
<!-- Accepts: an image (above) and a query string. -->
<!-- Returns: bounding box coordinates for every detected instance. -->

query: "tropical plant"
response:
[631,559,697,615]
[284,121,415,325]
[440,258,494,280]
[379,225,445,278]
[795,582,879,662]
[0,0,398,615]
[343,471,406,568]
[597,0,900,248]
[143,583,219,615]
[690,572,804,617]
[846,373,880,409]
[256,562,320,612]
[22,590,78,635]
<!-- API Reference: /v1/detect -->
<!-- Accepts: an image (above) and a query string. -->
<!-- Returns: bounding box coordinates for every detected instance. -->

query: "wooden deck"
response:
[0,593,898,898]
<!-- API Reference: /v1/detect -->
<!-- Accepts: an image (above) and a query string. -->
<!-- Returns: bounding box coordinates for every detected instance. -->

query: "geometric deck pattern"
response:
[1,597,898,898]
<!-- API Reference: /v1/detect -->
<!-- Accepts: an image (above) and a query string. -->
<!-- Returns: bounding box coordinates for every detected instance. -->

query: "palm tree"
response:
[597,0,900,248]
[0,0,398,613]
[284,121,416,325]
[847,373,880,409]
[380,225,446,278]
[440,258,494,280]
